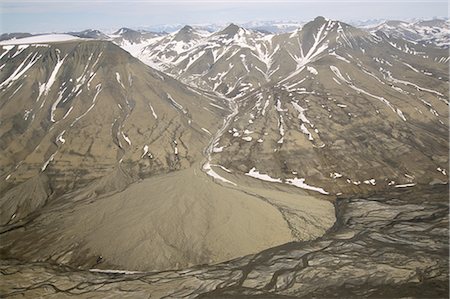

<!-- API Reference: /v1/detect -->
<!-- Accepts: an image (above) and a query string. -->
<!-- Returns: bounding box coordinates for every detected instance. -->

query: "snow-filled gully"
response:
[202,94,238,186]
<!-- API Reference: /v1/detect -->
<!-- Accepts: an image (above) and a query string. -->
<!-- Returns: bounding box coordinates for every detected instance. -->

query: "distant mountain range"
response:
[1,18,448,44]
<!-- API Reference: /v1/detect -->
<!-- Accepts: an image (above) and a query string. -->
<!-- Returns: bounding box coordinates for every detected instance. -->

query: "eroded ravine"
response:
[201,93,239,185]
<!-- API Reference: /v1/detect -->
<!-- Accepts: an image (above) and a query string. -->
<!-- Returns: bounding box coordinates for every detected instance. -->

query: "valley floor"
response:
[1,184,448,298]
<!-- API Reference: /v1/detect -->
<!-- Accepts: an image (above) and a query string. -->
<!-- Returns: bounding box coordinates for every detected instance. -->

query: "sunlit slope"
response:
[0,40,229,224]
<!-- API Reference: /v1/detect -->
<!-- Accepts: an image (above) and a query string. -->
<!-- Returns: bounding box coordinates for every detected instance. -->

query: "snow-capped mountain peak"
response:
[370,18,450,48]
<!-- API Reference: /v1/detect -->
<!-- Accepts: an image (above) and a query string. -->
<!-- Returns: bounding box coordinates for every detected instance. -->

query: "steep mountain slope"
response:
[205,17,448,196]
[0,38,335,271]
[134,25,209,69]
[132,24,278,97]
[129,17,449,101]
[0,39,229,223]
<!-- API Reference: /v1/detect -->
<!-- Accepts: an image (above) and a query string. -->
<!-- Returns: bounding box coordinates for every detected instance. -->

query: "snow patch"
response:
[115,72,125,89]
[41,152,57,172]
[363,178,376,186]
[203,162,236,186]
[285,177,329,194]
[394,183,416,188]
[213,146,224,153]
[437,167,447,176]
[300,123,313,141]
[396,108,407,121]
[291,102,311,124]
[56,131,66,144]
[149,103,157,119]
[167,93,188,114]
[202,127,211,135]
[0,34,80,45]
[246,167,282,183]
[330,172,343,178]
[121,132,131,145]
[306,66,318,75]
